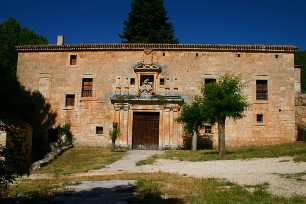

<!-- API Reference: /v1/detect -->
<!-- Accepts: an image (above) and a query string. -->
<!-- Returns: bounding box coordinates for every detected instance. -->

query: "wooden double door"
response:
[132,112,160,150]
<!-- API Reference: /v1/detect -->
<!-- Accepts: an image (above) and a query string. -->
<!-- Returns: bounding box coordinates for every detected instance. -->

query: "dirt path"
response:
[137,157,306,197]
[28,151,306,197]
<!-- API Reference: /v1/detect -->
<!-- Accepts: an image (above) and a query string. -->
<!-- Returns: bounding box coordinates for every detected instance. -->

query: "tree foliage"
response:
[176,96,205,150]
[0,17,48,124]
[201,74,249,156]
[177,74,249,154]
[119,0,179,43]
[295,50,306,92]
[0,18,50,188]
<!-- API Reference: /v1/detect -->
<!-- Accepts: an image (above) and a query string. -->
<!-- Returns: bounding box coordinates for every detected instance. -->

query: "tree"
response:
[177,96,205,151]
[0,18,49,188]
[109,122,120,151]
[119,0,179,43]
[201,74,249,156]
[0,17,48,124]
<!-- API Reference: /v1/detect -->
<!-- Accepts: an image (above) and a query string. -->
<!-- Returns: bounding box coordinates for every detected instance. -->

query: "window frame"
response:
[65,94,75,107]
[81,78,93,97]
[70,55,77,65]
[256,80,268,101]
[204,78,216,84]
[96,126,103,135]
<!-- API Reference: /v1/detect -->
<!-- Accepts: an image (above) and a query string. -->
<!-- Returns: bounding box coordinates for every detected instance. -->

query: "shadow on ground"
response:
[1,180,185,204]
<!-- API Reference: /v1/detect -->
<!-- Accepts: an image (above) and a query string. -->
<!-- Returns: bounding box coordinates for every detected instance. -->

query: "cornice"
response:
[16,43,298,53]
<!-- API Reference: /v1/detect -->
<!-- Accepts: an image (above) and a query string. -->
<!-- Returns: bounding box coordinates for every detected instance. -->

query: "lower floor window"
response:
[96,126,103,134]
[257,114,264,123]
[65,94,75,106]
[204,125,212,134]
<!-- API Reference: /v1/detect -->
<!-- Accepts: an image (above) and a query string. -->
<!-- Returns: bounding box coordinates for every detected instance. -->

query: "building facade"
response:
[16,40,299,149]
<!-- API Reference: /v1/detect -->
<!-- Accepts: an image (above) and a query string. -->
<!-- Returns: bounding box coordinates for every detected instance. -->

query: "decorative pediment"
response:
[133,62,162,73]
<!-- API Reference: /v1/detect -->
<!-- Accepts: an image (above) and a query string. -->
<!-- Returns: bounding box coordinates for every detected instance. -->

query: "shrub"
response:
[60,122,73,145]
[182,133,213,150]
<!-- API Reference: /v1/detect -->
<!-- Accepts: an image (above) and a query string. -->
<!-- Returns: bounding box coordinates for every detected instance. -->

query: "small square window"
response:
[160,78,165,86]
[257,114,263,123]
[65,94,75,106]
[204,125,212,133]
[70,55,77,65]
[130,78,135,85]
[205,78,216,84]
[96,126,103,134]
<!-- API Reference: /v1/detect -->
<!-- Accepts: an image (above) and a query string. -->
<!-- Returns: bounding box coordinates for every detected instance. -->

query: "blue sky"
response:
[1,0,305,50]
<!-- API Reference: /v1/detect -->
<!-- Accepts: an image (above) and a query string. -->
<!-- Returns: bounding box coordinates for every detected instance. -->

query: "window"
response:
[160,78,165,86]
[256,80,268,100]
[82,78,93,97]
[205,78,216,84]
[257,114,263,123]
[70,55,77,65]
[130,78,135,85]
[96,126,103,134]
[65,94,75,106]
[204,125,212,134]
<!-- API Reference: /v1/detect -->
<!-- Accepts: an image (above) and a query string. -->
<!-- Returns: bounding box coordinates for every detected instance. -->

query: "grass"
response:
[157,142,306,162]
[136,154,159,166]
[1,143,306,203]
[33,147,126,176]
[279,171,306,182]
[3,173,305,203]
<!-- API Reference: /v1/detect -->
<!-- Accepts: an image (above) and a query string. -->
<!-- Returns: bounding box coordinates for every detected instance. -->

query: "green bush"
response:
[182,133,213,150]
[60,122,73,145]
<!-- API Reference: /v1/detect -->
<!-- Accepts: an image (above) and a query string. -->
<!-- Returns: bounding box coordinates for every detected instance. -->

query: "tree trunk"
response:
[192,124,198,151]
[111,141,115,151]
[218,118,226,157]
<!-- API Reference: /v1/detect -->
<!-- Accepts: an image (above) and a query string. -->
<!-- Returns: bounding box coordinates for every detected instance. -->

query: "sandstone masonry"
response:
[16,42,299,149]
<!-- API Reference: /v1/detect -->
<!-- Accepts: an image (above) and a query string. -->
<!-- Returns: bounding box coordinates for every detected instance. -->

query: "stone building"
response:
[16,37,299,149]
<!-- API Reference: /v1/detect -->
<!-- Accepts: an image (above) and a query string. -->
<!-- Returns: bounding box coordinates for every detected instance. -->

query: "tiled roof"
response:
[16,43,297,53]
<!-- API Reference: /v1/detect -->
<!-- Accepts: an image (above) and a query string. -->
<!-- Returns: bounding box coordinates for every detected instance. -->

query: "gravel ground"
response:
[137,157,306,197]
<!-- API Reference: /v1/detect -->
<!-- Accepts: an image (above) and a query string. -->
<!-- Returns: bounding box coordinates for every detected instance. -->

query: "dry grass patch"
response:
[3,172,306,203]
[33,147,126,176]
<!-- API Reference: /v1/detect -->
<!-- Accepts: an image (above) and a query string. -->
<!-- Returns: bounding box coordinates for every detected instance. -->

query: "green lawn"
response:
[158,142,306,162]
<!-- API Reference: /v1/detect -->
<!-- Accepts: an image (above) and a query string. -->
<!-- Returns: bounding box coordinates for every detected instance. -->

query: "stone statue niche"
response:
[139,78,153,96]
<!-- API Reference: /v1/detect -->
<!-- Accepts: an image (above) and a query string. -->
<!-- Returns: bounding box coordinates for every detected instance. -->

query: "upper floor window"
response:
[65,94,75,106]
[256,80,268,100]
[130,78,135,86]
[82,78,93,97]
[160,78,165,86]
[70,55,77,65]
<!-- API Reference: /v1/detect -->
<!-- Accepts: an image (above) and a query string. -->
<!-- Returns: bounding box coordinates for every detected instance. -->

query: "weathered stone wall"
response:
[296,93,306,126]
[16,44,298,148]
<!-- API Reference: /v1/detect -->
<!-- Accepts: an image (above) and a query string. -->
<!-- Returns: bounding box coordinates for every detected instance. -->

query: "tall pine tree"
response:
[119,0,179,43]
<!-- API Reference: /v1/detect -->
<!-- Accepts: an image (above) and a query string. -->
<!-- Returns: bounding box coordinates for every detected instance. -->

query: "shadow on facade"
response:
[29,91,57,162]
